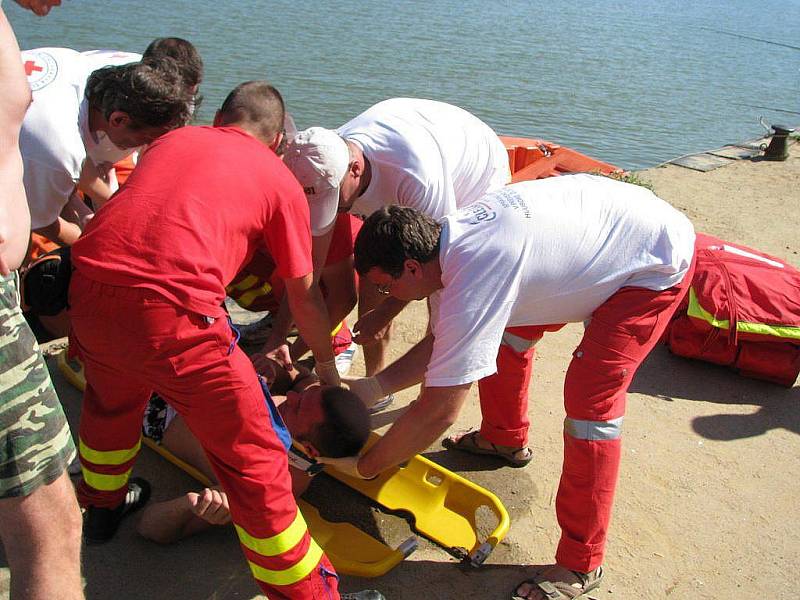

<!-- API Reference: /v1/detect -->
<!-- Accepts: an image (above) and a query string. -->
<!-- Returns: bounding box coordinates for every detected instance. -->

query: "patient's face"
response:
[281,386,325,442]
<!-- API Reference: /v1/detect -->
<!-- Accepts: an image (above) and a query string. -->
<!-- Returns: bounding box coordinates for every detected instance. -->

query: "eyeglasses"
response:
[377,282,392,295]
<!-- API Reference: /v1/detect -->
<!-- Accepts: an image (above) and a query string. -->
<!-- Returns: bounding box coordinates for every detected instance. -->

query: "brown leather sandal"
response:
[442,429,533,468]
[512,564,603,600]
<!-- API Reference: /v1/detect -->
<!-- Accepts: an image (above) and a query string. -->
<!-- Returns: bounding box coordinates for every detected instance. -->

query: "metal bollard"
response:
[763,125,795,161]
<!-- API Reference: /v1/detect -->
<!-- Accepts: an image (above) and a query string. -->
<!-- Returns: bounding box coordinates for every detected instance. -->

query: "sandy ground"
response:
[1,140,797,599]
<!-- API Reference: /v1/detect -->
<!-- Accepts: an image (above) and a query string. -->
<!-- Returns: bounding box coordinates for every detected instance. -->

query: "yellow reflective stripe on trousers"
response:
[687,287,800,340]
[81,466,132,491]
[331,321,343,336]
[79,437,141,466]
[247,539,324,586]
[227,274,260,293]
[238,282,273,308]
[234,510,308,557]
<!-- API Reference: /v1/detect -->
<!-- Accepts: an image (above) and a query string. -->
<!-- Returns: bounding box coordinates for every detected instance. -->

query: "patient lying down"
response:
[136,361,370,544]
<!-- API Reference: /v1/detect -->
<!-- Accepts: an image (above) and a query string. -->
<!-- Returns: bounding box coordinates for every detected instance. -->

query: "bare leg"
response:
[160,413,216,482]
[359,277,392,376]
[139,414,311,543]
[0,471,84,600]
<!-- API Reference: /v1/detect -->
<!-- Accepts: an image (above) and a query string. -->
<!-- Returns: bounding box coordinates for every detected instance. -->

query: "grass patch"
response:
[592,170,656,192]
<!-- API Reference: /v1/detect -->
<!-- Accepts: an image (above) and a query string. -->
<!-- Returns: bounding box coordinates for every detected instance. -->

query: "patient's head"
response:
[281,386,370,458]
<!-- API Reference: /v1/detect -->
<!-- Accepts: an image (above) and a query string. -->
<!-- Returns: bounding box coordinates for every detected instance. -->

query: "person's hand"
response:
[353,309,392,346]
[342,376,385,408]
[186,488,231,525]
[315,359,341,387]
[252,341,292,375]
[251,355,281,385]
[13,0,62,16]
[316,455,374,480]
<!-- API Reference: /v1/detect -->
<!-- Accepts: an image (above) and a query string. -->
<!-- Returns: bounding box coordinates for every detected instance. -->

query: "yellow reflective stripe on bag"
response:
[79,437,141,466]
[247,539,324,586]
[737,321,800,340]
[687,287,800,340]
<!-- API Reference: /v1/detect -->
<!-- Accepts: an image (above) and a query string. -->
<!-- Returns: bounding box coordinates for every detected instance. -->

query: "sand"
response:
[1,140,797,600]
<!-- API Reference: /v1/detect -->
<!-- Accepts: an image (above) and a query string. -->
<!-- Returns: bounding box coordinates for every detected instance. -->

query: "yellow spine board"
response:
[326,432,510,565]
[56,350,412,577]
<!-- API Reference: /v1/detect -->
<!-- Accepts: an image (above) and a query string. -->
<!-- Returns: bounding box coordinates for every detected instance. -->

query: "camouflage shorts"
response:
[0,272,75,498]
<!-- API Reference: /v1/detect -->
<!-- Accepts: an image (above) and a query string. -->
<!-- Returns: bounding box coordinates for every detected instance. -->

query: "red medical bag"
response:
[665,233,800,386]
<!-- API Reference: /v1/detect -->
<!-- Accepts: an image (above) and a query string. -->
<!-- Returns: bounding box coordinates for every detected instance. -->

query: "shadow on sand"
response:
[631,345,799,441]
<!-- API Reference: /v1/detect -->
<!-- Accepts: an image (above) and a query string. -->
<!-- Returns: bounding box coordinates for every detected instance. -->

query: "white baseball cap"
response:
[283,127,350,235]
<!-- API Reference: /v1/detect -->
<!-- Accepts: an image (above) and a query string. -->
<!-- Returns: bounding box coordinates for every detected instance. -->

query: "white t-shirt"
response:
[20,48,140,228]
[425,174,696,387]
[80,49,141,71]
[317,98,510,235]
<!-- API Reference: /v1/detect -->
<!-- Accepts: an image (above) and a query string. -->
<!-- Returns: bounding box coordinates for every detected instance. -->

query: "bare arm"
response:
[60,190,94,229]
[0,6,32,274]
[77,159,115,211]
[357,383,472,478]
[284,273,337,370]
[136,491,221,545]
[33,216,82,246]
[353,296,410,346]
[375,333,435,394]
[260,229,337,365]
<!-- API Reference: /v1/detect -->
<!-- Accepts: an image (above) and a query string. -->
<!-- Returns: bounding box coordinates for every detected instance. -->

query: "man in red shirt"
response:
[69,81,347,599]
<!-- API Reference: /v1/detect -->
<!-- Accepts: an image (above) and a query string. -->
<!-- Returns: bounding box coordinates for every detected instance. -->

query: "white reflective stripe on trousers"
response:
[564,416,624,441]
[501,330,540,353]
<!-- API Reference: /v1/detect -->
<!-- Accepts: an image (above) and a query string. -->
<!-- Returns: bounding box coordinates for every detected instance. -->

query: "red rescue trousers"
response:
[477,260,695,572]
[69,273,340,599]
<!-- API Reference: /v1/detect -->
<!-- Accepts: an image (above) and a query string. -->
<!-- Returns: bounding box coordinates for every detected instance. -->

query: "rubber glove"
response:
[315,359,342,387]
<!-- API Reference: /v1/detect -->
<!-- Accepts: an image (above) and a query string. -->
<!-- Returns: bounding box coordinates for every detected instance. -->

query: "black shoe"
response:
[341,591,385,600]
[83,477,151,544]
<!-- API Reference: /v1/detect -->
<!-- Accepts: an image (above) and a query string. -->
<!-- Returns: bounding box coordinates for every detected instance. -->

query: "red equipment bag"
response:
[665,233,800,387]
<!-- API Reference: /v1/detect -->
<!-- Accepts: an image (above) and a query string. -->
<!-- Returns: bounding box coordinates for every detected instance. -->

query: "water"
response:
[8,0,800,170]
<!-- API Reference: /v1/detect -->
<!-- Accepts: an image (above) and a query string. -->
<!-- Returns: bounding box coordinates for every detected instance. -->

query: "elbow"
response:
[21,86,33,116]
[10,87,33,128]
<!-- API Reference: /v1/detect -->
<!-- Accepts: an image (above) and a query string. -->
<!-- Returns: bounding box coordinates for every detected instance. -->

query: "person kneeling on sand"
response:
[136,361,370,544]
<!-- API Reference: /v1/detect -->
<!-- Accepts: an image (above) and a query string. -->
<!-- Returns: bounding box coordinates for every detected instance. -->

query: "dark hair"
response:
[142,37,204,88]
[311,387,371,458]
[21,246,71,316]
[354,206,442,277]
[85,57,193,130]
[217,81,285,144]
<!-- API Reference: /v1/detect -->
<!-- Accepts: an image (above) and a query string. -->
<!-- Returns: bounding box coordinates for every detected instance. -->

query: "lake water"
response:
[8,0,800,170]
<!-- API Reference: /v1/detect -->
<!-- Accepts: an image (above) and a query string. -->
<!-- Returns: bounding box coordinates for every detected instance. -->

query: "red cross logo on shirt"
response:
[24,51,58,91]
[24,60,43,76]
